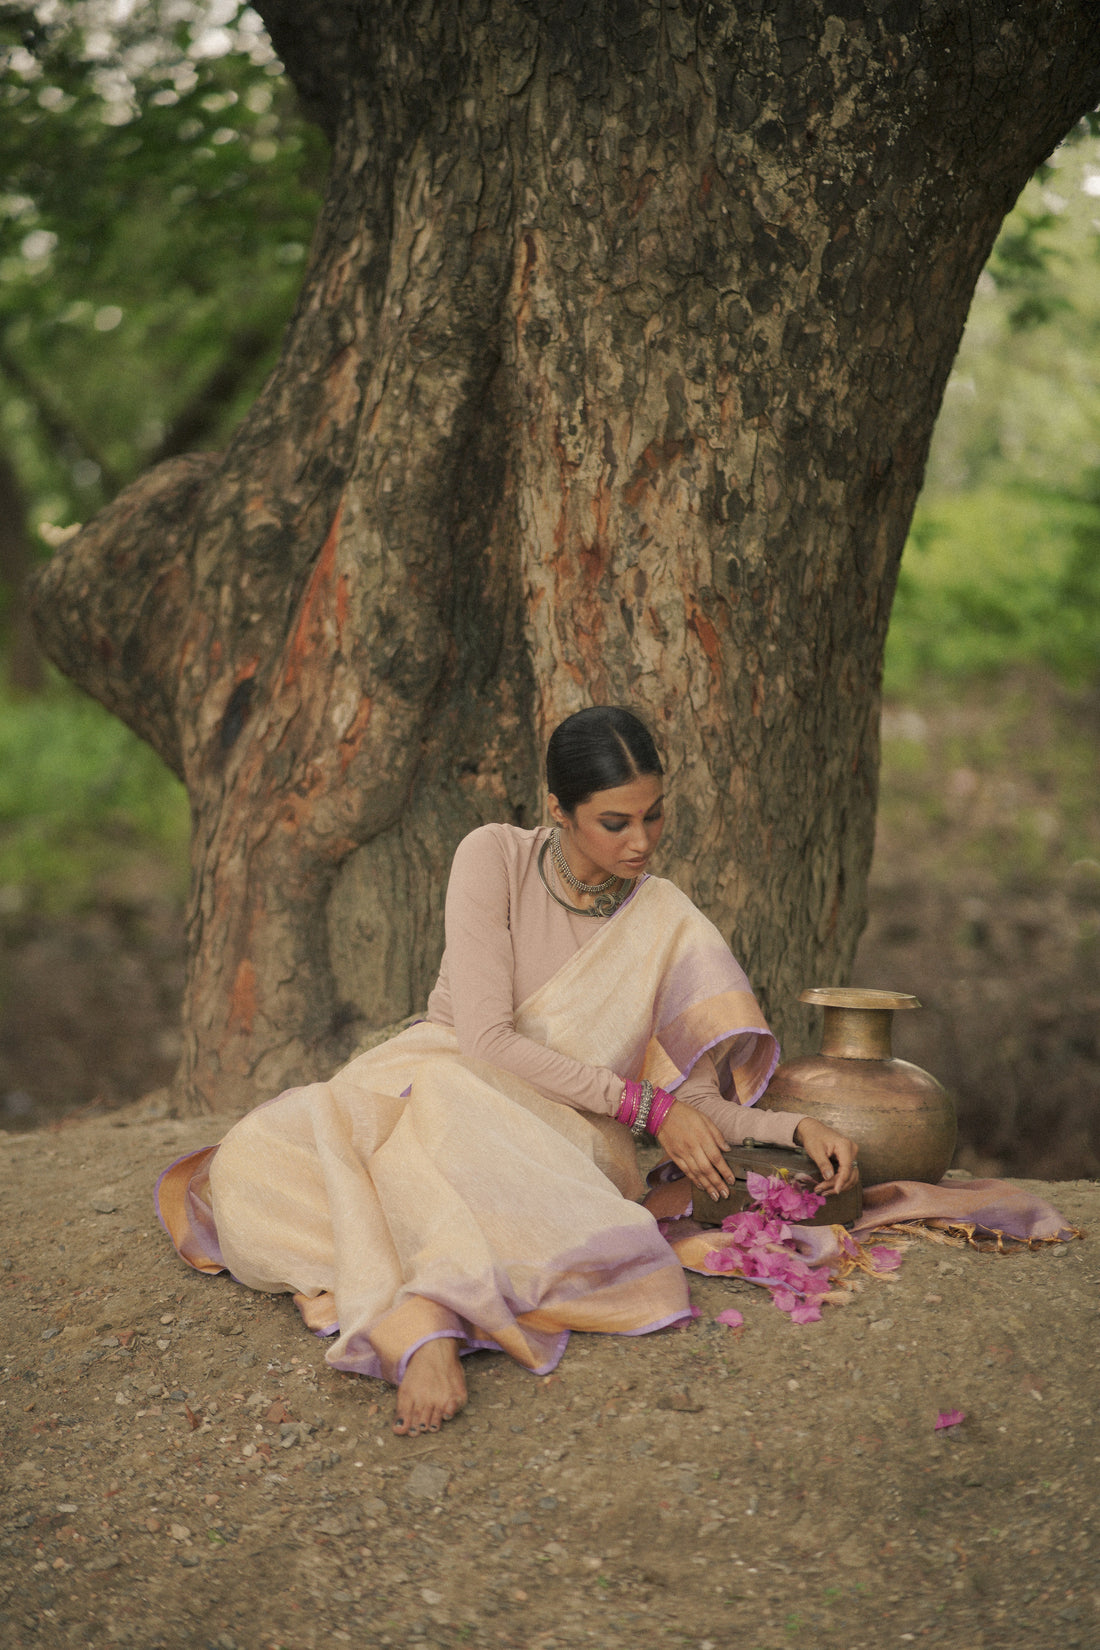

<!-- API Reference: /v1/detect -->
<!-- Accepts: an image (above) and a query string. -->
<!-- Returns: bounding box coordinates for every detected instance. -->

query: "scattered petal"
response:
[869,1247,903,1273]
[714,1309,744,1329]
[934,1409,965,1431]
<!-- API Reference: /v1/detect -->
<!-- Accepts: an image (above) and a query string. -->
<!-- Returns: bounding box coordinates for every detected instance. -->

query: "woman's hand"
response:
[793,1117,859,1195]
[654,1101,736,1202]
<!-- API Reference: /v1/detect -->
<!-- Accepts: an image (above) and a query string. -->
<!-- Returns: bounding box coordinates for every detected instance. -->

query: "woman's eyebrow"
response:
[597,799,665,819]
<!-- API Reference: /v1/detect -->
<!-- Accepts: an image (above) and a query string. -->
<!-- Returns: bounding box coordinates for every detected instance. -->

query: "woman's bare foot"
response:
[393,1337,467,1435]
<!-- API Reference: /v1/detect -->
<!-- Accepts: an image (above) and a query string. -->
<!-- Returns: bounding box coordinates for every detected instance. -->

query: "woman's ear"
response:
[547,794,568,828]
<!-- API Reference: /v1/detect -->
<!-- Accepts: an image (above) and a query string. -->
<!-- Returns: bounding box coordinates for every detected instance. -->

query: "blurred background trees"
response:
[0,2,1096,1169]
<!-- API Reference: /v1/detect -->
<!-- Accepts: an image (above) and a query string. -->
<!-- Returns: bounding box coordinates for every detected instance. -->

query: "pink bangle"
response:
[647,1088,676,1136]
[616,1080,676,1137]
[616,1080,641,1128]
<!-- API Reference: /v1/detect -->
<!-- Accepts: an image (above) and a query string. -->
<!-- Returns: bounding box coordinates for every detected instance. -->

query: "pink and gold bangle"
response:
[647,1087,676,1136]
[616,1080,642,1129]
[616,1080,676,1138]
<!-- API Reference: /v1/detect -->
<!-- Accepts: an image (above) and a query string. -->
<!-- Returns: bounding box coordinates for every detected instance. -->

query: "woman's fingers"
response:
[794,1118,860,1194]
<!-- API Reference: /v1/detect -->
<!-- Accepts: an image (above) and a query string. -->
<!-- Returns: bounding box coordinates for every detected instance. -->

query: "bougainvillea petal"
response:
[869,1247,903,1272]
[714,1308,744,1329]
[934,1409,965,1430]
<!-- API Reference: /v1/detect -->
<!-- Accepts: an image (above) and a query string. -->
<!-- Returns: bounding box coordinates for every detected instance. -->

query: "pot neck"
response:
[819,1005,894,1061]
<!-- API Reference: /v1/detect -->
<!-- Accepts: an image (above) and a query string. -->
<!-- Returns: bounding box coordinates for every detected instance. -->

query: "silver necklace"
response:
[537,838,634,919]
[550,828,616,894]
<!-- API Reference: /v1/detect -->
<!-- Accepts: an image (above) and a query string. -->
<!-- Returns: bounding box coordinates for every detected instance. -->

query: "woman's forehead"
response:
[584,773,664,815]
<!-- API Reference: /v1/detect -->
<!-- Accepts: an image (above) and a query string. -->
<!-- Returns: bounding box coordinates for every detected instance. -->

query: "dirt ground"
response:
[2,1106,1097,1650]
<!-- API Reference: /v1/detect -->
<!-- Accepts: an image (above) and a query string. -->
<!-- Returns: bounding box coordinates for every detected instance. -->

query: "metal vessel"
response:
[756,987,957,1187]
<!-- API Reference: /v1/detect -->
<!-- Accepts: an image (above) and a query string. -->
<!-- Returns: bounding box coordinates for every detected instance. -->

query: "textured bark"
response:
[30,1,1100,1112]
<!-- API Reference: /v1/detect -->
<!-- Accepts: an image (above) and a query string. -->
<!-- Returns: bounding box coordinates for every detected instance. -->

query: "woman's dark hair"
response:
[546,706,663,814]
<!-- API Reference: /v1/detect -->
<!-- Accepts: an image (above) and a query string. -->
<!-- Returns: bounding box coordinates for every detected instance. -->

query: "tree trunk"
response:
[30,1,1100,1112]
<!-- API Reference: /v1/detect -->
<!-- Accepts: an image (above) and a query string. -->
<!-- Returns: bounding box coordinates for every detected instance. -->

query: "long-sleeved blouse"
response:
[425,823,801,1149]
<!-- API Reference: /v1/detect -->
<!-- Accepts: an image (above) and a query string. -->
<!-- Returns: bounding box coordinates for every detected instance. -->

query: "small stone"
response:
[83,1555,121,1573]
[159,1314,175,1325]
[178,1552,201,1567]
[420,1589,444,1605]
[39,1327,61,1342]
[156,1339,170,1351]
[169,1523,191,1543]
[537,1496,558,1511]
[56,1504,78,1515]
[91,1197,117,1215]
[655,1391,703,1413]
[145,1517,161,1534]
[406,1464,450,1501]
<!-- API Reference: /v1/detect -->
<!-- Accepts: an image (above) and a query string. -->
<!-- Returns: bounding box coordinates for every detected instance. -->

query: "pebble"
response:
[406,1464,450,1501]
[169,1523,192,1543]
[83,1555,121,1572]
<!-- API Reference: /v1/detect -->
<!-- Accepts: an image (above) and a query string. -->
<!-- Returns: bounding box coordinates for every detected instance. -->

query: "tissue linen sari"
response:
[157,833,778,1386]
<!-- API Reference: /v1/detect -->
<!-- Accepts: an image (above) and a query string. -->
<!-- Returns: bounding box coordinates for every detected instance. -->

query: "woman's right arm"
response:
[443,828,624,1117]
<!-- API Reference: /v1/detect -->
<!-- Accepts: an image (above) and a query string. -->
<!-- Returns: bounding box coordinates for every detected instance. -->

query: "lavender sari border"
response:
[661,1025,780,1106]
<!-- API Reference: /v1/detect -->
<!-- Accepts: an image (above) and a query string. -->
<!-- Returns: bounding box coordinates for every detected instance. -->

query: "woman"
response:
[158,707,857,1436]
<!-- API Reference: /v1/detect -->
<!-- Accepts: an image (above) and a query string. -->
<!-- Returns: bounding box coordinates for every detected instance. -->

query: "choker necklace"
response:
[550,828,616,895]
[538,835,634,919]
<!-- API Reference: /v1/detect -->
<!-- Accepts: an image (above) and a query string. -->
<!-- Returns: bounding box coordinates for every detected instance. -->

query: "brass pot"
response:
[756,987,957,1187]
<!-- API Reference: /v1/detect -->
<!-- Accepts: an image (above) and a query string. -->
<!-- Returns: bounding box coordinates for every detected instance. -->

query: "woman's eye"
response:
[602,822,627,833]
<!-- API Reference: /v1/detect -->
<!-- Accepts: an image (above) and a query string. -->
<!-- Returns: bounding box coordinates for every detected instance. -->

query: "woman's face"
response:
[548,772,665,884]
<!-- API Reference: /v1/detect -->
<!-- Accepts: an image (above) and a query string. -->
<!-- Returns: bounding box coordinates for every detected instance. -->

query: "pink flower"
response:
[703,1246,743,1274]
[935,1409,965,1431]
[714,1308,744,1329]
[789,1298,823,1324]
[869,1247,903,1273]
[745,1172,826,1222]
[720,1210,767,1242]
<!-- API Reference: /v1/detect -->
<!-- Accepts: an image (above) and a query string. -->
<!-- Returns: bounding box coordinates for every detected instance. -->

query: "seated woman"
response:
[158,707,857,1436]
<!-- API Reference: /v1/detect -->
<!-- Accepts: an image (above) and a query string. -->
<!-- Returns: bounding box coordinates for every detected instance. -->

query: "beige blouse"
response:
[426,825,800,1150]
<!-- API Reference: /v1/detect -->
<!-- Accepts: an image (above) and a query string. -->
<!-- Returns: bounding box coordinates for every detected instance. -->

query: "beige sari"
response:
[157,876,777,1384]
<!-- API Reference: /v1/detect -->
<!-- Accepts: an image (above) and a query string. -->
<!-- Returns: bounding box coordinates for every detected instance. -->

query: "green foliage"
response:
[0,0,327,535]
[885,484,1100,690]
[887,124,1100,691]
[0,675,189,909]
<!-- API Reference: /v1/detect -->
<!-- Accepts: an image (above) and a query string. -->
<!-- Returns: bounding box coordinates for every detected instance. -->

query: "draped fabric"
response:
[156,877,777,1384]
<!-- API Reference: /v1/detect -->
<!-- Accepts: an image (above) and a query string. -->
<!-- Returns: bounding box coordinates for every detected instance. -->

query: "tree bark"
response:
[30,1,1100,1112]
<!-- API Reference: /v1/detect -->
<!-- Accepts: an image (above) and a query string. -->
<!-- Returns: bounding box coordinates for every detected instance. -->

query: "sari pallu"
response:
[157,876,778,1384]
